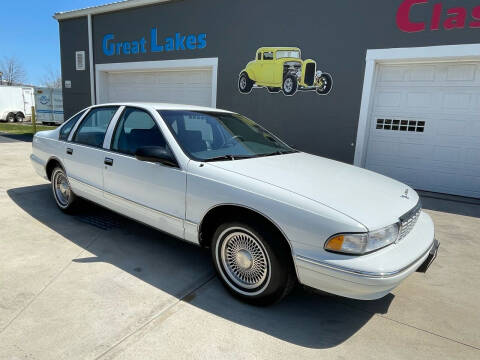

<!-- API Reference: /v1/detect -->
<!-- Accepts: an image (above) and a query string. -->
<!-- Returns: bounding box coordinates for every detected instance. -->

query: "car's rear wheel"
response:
[316,73,333,95]
[211,220,295,305]
[51,166,78,213]
[238,72,254,93]
[282,75,297,96]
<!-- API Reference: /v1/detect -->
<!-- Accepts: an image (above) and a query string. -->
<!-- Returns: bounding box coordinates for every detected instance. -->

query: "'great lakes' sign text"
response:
[102,28,207,56]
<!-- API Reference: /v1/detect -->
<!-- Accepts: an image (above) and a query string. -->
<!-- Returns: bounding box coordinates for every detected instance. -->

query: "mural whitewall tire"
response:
[238,72,254,93]
[282,75,297,96]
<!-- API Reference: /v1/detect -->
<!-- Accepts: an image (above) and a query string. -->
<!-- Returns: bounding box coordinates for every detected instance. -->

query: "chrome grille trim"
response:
[398,200,422,242]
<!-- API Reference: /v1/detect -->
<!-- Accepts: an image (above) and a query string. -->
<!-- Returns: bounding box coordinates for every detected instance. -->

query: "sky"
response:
[1,0,110,86]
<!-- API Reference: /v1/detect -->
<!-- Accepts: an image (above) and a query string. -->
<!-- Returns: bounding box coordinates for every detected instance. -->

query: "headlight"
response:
[324,223,399,255]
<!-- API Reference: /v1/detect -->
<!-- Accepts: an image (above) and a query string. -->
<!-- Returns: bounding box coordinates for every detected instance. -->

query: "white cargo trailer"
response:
[34,87,64,124]
[0,86,34,122]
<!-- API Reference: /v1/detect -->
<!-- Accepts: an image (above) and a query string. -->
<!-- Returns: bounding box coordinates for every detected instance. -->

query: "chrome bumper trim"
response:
[296,239,436,279]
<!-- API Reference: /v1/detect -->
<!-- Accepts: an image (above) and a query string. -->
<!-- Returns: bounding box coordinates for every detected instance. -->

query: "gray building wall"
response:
[59,17,91,119]
[59,0,480,163]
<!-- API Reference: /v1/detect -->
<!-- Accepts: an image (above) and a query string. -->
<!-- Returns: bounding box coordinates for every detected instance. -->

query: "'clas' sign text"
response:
[397,0,480,32]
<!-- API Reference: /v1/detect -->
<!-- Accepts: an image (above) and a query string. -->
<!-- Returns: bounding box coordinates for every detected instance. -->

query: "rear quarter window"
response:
[59,110,85,141]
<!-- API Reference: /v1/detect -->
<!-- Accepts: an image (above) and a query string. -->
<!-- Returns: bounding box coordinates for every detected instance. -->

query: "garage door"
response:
[365,62,480,198]
[103,69,213,107]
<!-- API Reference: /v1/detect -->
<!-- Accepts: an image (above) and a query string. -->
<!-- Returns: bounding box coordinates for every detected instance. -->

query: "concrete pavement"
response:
[0,137,479,359]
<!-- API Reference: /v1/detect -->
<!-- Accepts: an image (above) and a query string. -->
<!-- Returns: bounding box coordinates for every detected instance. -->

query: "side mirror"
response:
[134,146,178,167]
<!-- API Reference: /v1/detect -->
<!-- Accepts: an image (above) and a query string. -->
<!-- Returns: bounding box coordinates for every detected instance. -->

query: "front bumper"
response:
[416,238,439,273]
[294,212,437,300]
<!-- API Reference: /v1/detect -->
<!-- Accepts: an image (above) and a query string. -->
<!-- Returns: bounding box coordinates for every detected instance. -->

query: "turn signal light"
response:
[325,235,344,251]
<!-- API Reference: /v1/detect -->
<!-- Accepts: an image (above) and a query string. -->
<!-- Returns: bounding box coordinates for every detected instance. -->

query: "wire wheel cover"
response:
[54,172,70,207]
[221,231,269,289]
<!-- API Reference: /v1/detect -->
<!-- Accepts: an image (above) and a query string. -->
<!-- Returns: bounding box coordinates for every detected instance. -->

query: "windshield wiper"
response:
[203,154,253,162]
[204,150,298,162]
[255,149,299,158]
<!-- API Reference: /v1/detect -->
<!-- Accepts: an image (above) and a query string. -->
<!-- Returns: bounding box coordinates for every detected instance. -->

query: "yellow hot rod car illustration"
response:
[238,47,333,96]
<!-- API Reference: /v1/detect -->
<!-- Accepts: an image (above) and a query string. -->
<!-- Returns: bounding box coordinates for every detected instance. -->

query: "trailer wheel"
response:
[15,112,25,122]
[6,112,16,122]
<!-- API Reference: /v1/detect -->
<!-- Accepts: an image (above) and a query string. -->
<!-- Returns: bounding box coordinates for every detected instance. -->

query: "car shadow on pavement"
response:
[7,184,394,349]
[0,133,33,143]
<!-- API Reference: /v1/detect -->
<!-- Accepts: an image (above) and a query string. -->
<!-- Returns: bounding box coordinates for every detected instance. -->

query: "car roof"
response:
[257,47,300,52]
[90,102,232,113]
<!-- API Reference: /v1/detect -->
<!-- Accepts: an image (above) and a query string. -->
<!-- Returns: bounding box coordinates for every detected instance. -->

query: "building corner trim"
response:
[87,14,95,105]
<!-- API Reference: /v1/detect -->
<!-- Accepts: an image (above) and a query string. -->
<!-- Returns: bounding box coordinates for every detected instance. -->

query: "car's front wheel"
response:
[282,75,297,96]
[211,220,295,305]
[51,166,78,213]
[316,73,333,95]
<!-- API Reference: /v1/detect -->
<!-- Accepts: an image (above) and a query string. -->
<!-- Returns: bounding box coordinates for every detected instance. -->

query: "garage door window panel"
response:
[376,118,426,133]
[111,107,167,156]
[73,107,118,148]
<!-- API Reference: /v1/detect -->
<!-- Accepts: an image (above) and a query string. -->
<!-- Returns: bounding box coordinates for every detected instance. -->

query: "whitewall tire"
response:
[211,220,295,305]
[51,166,78,213]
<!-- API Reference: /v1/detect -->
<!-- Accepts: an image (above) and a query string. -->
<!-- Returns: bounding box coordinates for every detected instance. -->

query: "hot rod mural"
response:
[238,47,333,96]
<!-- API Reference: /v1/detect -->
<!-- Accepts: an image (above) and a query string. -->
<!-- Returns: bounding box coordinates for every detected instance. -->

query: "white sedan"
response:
[30,102,439,305]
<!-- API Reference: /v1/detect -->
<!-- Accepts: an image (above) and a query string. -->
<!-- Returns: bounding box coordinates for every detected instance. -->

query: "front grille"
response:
[398,200,422,241]
[304,63,315,86]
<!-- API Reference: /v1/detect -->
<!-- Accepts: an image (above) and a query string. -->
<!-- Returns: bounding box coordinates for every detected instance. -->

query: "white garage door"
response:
[103,69,213,107]
[365,62,480,198]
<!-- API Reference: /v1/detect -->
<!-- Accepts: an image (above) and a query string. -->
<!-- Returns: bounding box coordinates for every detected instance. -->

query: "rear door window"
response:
[59,110,85,141]
[73,106,118,148]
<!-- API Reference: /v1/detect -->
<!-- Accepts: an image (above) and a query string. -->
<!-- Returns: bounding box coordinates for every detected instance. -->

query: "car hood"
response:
[209,152,419,230]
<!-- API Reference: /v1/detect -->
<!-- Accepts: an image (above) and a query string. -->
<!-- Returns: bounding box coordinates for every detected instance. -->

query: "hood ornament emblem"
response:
[401,189,410,199]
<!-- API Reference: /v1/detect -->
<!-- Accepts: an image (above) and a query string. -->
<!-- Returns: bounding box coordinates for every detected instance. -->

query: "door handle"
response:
[104,157,114,166]
[66,148,73,155]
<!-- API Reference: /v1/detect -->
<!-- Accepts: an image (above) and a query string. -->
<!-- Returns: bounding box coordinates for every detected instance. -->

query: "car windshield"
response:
[276,50,300,59]
[159,110,296,161]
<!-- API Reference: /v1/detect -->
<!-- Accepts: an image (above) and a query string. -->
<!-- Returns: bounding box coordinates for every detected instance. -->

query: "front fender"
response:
[243,60,257,81]
[185,161,365,250]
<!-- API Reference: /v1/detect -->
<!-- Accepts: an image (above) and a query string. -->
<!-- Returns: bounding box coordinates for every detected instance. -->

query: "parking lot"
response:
[0,136,479,360]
